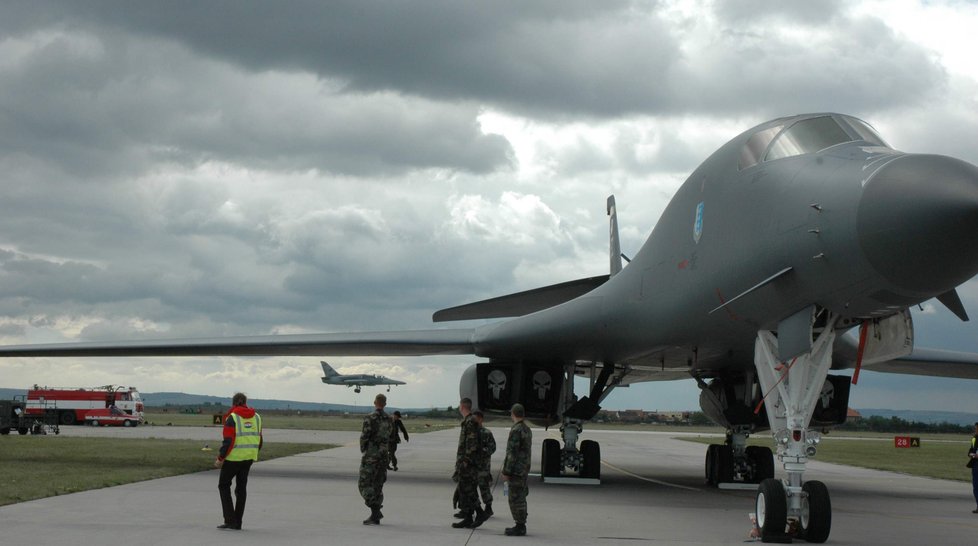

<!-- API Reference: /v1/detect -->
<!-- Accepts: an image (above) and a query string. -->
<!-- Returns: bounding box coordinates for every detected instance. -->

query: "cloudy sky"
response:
[2,0,978,412]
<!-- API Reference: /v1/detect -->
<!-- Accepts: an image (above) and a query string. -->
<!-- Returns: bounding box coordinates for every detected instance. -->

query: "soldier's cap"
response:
[393,410,401,417]
[511,403,525,417]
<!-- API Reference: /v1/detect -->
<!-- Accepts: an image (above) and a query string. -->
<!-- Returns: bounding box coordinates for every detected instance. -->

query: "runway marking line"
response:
[601,460,701,492]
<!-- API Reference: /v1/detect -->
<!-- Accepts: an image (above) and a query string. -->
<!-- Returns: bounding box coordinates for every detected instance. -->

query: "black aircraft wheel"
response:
[756,479,787,542]
[715,444,734,484]
[746,445,775,483]
[17,427,28,435]
[705,444,718,485]
[0,427,9,435]
[800,480,832,543]
[580,439,601,479]
[541,438,561,478]
[60,411,76,426]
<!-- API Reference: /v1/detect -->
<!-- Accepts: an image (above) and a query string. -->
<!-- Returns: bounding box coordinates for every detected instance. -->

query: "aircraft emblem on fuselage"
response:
[693,201,704,243]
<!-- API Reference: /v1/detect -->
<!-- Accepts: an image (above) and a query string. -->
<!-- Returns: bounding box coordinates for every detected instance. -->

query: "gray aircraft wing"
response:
[833,331,978,380]
[0,329,477,358]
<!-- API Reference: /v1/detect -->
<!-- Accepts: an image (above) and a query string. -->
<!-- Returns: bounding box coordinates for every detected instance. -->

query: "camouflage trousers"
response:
[456,467,480,511]
[477,466,493,505]
[358,457,388,507]
[507,476,528,524]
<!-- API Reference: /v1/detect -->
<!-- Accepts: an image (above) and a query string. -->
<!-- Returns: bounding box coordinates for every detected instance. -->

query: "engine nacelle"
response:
[459,362,563,425]
[698,374,851,430]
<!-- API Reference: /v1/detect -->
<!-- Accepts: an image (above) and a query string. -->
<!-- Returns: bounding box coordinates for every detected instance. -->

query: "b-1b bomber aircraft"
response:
[319,361,405,393]
[3,113,978,543]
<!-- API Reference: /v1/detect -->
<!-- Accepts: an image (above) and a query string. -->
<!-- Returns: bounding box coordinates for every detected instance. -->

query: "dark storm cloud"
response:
[0,22,512,179]
[5,0,946,121]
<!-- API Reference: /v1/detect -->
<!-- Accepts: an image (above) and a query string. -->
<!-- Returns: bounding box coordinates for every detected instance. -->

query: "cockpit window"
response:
[738,125,783,170]
[765,116,852,161]
[840,116,888,147]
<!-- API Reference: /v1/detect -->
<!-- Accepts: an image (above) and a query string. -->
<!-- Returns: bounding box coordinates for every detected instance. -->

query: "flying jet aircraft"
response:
[319,361,405,393]
[3,113,978,543]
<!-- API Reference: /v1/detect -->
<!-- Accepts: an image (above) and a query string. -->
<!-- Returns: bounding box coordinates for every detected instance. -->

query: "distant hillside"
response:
[857,408,978,426]
[0,388,414,414]
[142,391,368,412]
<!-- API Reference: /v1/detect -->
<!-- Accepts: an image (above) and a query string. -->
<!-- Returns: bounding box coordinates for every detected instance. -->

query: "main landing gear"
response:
[540,363,615,481]
[704,429,775,486]
[751,308,837,543]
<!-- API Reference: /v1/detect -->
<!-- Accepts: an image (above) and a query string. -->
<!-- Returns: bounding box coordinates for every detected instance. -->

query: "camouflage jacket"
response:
[360,408,393,460]
[477,426,496,467]
[455,413,481,470]
[502,419,532,478]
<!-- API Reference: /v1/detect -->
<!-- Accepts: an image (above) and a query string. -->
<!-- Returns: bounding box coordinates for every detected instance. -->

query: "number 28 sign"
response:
[894,436,921,448]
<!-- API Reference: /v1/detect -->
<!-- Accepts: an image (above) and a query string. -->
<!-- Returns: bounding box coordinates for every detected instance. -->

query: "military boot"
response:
[452,511,473,528]
[362,505,381,525]
[469,506,489,529]
[505,523,527,536]
[484,503,493,517]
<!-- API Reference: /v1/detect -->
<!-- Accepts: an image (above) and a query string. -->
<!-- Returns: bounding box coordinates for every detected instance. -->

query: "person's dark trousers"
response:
[972,464,978,508]
[219,459,254,527]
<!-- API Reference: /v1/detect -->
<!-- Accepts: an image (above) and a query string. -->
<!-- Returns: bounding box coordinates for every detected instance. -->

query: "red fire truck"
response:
[25,385,144,427]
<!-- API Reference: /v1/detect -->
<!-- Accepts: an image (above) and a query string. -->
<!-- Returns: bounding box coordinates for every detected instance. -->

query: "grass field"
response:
[143,412,459,433]
[681,435,974,482]
[0,437,332,506]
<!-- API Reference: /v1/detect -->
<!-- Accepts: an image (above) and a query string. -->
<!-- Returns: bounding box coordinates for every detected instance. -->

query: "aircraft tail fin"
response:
[321,361,339,378]
[607,195,623,277]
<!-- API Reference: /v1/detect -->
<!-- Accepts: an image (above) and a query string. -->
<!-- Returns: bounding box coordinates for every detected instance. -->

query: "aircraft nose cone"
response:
[858,154,978,293]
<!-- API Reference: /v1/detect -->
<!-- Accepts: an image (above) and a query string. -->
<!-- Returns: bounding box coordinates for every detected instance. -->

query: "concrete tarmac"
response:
[2,425,977,545]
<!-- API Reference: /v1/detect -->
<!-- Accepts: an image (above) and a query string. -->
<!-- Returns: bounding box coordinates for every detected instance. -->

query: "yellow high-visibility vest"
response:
[226,413,262,462]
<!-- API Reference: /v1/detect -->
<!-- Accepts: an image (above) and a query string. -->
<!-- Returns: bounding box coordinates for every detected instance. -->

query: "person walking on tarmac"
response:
[360,393,393,525]
[388,410,409,471]
[969,422,978,513]
[501,403,532,537]
[474,410,497,517]
[452,397,489,529]
[215,392,263,531]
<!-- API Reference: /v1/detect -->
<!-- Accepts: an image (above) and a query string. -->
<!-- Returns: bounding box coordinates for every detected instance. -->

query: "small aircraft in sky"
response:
[3,113,978,543]
[319,361,405,393]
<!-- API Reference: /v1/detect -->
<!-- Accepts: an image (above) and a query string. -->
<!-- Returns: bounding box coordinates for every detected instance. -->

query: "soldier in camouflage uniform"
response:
[452,397,489,529]
[474,411,496,517]
[501,403,532,536]
[359,393,393,525]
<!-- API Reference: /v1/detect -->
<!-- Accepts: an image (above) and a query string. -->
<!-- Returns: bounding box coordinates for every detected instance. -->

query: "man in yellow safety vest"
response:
[215,392,263,530]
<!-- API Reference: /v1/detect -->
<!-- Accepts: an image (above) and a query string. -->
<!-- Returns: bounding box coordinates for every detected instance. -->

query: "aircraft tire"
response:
[715,444,734,484]
[705,444,718,485]
[800,480,831,543]
[541,438,561,478]
[580,439,600,479]
[18,427,28,435]
[746,445,775,483]
[756,479,787,542]
[0,427,9,435]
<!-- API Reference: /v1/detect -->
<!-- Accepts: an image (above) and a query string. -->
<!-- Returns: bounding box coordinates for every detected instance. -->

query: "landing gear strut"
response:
[752,307,836,543]
[540,363,616,481]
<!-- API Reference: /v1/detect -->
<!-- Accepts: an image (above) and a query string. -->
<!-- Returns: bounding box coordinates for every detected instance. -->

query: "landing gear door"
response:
[476,363,515,412]
[522,366,563,417]
[859,309,914,365]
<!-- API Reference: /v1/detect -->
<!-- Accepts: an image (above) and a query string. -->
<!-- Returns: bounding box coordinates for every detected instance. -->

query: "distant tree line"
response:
[837,415,973,434]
